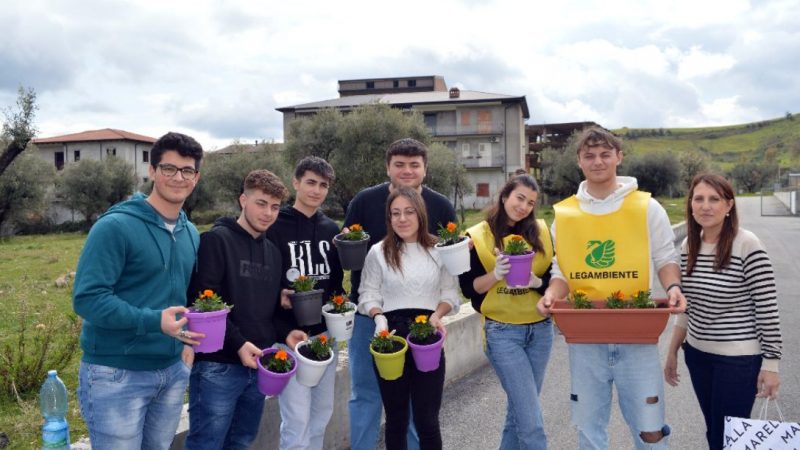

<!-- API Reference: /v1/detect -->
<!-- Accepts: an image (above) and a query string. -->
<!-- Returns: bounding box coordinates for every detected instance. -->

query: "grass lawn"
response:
[0,201,684,448]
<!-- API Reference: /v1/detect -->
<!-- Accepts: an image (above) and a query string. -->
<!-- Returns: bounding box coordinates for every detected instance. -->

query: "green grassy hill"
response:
[613,114,800,170]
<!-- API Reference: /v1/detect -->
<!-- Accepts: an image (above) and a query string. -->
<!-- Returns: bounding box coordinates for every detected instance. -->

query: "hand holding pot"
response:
[429,313,447,339]
[492,248,510,281]
[507,272,543,289]
[280,289,294,309]
[286,329,308,350]
[238,341,263,369]
[373,314,388,335]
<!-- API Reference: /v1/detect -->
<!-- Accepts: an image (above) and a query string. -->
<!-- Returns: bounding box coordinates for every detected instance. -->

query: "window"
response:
[477,110,492,133]
[461,143,471,158]
[366,81,375,89]
[73,150,81,162]
[106,148,116,156]
[423,113,437,131]
[408,80,417,87]
[477,183,490,197]
[54,152,65,170]
[393,80,399,88]
[143,177,149,184]
[142,150,149,163]
[461,111,471,126]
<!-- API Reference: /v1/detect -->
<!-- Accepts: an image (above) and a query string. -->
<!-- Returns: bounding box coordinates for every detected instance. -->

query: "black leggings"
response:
[377,309,446,450]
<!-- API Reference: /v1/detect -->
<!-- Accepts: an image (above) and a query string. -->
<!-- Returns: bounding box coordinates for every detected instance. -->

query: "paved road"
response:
[388,196,798,449]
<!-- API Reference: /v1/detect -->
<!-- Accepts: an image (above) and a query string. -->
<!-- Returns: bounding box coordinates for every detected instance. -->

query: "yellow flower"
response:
[575,289,588,297]
[203,289,214,298]
[415,315,428,324]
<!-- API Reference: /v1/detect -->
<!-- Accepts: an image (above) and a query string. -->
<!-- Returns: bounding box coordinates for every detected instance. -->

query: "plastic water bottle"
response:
[39,370,70,450]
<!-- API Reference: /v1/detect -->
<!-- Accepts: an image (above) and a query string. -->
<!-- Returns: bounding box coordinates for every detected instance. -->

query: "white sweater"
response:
[357,241,460,316]
[549,176,679,289]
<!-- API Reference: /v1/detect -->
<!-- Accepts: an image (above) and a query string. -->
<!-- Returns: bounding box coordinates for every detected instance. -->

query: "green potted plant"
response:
[369,329,407,380]
[549,289,674,344]
[257,348,297,396]
[294,334,335,387]
[333,224,370,271]
[406,315,445,372]
[185,289,233,353]
[502,234,534,286]
[321,294,357,341]
[288,275,324,326]
[434,221,471,275]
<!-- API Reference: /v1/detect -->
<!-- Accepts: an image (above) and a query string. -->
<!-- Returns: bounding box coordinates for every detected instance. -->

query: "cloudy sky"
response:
[2,0,798,150]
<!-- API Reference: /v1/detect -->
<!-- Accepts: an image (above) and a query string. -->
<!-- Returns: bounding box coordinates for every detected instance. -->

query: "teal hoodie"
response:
[73,193,199,370]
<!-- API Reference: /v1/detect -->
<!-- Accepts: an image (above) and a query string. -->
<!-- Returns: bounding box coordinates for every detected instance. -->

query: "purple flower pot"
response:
[407,331,445,372]
[257,348,297,396]
[185,308,229,353]
[504,252,535,287]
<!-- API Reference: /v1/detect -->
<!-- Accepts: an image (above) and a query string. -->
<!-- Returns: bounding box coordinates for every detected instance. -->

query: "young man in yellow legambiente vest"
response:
[537,126,686,450]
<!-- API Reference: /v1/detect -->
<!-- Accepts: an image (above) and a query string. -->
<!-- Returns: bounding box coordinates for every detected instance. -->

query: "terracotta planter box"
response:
[549,299,675,344]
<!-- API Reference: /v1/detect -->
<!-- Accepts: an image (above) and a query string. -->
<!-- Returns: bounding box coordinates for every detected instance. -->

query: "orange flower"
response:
[612,290,625,300]
[319,335,328,345]
[296,275,307,282]
[332,295,344,305]
[350,224,362,232]
[446,222,457,233]
[379,329,390,338]
[510,235,524,242]
[275,350,288,361]
[203,289,214,298]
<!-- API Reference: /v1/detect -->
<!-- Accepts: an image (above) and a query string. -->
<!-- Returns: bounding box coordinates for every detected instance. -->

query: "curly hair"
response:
[243,169,288,200]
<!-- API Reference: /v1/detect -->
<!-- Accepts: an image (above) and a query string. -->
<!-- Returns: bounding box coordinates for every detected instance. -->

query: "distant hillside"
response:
[613,114,800,169]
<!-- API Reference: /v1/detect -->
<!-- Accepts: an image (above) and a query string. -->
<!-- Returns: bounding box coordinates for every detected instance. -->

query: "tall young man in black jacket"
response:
[184,170,307,450]
[345,138,456,450]
[266,156,344,450]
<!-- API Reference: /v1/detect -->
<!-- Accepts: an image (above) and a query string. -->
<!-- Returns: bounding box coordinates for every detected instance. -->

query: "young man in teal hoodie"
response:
[73,132,205,450]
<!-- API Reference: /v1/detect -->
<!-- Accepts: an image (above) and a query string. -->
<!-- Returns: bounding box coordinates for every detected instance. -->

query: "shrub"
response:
[0,299,81,400]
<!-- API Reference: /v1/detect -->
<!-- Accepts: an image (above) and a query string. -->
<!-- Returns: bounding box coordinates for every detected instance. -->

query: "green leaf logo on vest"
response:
[585,240,615,269]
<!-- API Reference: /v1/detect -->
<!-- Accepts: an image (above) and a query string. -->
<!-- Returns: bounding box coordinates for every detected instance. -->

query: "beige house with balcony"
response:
[32,128,156,186]
[277,76,530,208]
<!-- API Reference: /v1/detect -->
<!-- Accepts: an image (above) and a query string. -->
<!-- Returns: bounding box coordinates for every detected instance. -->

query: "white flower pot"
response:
[322,303,357,341]
[435,237,471,275]
[294,340,335,387]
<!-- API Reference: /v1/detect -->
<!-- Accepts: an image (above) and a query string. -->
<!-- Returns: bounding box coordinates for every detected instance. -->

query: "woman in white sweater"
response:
[358,186,459,450]
[664,173,782,450]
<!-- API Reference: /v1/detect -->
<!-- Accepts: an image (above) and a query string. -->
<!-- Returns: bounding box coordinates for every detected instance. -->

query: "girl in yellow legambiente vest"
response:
[458,174,554,449]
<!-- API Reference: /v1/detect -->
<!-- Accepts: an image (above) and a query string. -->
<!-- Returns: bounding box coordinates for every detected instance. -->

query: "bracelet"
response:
[666,283,683,294]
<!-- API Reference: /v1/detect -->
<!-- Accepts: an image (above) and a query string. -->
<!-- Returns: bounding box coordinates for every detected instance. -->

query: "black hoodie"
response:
[266,206,344,336]
[187,217,290,365]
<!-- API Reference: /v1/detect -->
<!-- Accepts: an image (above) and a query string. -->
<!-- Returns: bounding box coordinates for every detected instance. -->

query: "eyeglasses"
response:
[390,208,417,220]
[158,163,198,180]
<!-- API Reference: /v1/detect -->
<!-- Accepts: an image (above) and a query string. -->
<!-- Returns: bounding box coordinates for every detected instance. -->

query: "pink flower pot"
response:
[504,252,535,287]
[256,348,297,396]
[407,331,445,372]
[185,308,229,353]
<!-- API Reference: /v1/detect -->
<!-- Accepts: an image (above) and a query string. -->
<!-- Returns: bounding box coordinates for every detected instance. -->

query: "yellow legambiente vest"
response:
[554,191,650,299]
[467,220,554,324]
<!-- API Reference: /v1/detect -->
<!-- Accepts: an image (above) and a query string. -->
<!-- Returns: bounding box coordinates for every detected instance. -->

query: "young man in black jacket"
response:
[266,156,344,450]
[184,169,307,450]
[344,138,456,450]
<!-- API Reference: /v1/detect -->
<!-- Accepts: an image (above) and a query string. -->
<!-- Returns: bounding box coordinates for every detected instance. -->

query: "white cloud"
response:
[1,0,798,148]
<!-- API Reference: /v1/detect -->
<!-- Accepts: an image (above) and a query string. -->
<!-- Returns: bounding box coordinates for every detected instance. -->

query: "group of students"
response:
[71,127,782,450]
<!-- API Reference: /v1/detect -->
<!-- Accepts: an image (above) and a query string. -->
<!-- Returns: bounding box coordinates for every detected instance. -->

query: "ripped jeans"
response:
[568,344,670,450]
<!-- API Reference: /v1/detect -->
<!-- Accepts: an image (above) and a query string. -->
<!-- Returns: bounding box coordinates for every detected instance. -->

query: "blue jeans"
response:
[683,342,761,450]
[568,344,670,450]
[279,337,338,450]
[485,318,553,450]
[78,359,190,450]
[185,361,265,450]
[349,313,419,450]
